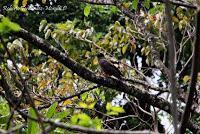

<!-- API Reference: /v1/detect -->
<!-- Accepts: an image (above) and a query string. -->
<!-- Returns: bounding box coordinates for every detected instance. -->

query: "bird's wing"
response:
[99,59,122,78]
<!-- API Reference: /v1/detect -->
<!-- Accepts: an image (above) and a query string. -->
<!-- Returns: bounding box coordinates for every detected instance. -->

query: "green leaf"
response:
[88,102,96,109]
[149,5,164,15]
[71,113,92,127]
[39,20,47,32]
[92,118,102,130]
[0,23,7,34]
[183,75,190,83]
[40,20,47,25]
[7,22,21,32]
[78,114,92,127]
[53,110,70,120]
[0,102,10,116]
[80,92,88,101]
[0,115,9,124]
[122,45,128,54]
[132,0,139,10]
[46,102,58,118]
[106,102,112,111]
[27,108,40,134]
[71,115,78,124]
[13,0,19,8]
[2,18,20,32]
[143,0,150,9]
[84,5,91,17]
[110,6,118,13]
[78,101,88,108]
[45,29,51,39]
[111,106,125,113]
[0,18,21,34]
[107,111,119,115]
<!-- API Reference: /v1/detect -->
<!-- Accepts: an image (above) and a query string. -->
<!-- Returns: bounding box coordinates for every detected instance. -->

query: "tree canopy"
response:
[0,0,199,133]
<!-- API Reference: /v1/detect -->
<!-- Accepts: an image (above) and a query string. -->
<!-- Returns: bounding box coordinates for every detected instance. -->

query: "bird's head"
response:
[97,53,105,59]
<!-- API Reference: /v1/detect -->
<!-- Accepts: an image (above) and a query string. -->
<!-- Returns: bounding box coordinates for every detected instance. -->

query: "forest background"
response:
[0,0,200,133]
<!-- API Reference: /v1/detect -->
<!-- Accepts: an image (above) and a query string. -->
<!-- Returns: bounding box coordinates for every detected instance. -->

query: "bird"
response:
[97,53,123,79]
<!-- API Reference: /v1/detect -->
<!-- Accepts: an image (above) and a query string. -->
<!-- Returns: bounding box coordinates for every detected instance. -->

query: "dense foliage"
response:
[0,0,199,133]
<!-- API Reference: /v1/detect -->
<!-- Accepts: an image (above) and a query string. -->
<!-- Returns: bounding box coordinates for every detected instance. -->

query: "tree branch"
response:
[0,68,19,105]
[165,1,179,133]
[80,0,196,9]
[149,37,170,79]
[180,9,200,133]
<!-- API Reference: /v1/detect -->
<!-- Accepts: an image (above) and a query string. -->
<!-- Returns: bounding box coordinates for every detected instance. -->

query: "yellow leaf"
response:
[13,0,19,8]
[183,75,190,83]
[63,99,72,106]
[93,57,98,65]
[130,43,136,52]
[22,0,28,7]
[172,16,179,23]
[78,102,88,108]
[86,96,94,103]
[38,80,48,90]
[88,102,96,109]
[34,100,43,106]
[65,72,72,79]
[19,65,29,73]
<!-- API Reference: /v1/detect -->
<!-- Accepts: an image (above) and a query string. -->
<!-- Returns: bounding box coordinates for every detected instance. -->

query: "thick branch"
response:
[180,10,200,133]
[81,0,114,5]
[80,0,196,9]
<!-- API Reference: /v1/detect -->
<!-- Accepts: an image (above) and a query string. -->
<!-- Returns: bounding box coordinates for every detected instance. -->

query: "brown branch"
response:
[149,38,170,79]
[153,0,196,9]
[0,68,19,105]
[0,125,25,134]
[180,9,200,133]
[178,53,193,79]
[165,1,179,133]
[81,0,114,5]
[80,0,197,9]
[124,78,169,92]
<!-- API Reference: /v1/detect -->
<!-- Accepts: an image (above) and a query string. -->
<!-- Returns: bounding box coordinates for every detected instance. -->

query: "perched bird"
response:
[97,53,123,79]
